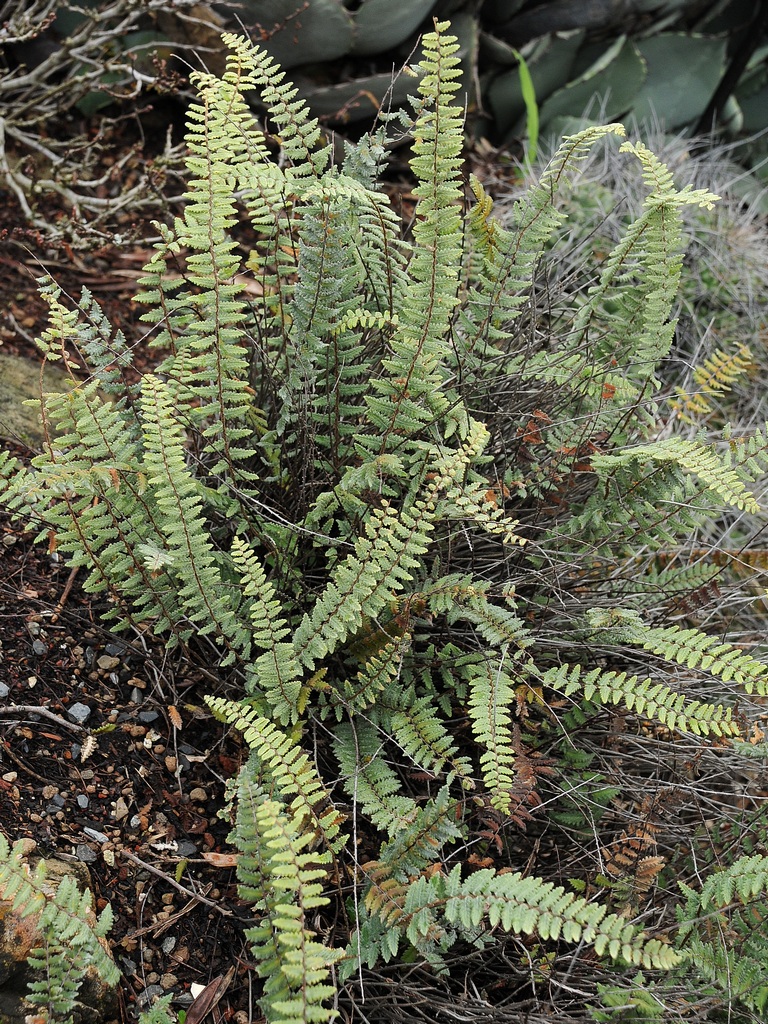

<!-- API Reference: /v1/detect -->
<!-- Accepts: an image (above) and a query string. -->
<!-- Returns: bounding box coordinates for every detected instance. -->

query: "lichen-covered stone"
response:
[0,841,118,1024]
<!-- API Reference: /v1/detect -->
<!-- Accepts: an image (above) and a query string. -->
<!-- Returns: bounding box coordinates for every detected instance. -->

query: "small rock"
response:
[97,654,120,671]
[138,710,159,723]
[83,827,109,844]
[104,643,128,657]
[76,844,98,863]
[68,702,92,724]
[160,973,178,990]
[32,639,47,656]
[161,936,177,954]
[0,683,8,698]
[77,794,90,809]
[113,797,129,821]
[189,787,208,803]
[0,840,118,1017]
[137,984,165,1008]
[176,841,197,858]
[130,687,144,704]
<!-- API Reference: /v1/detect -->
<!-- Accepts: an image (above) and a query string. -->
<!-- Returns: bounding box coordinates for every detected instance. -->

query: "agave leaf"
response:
[631,33,727,129]
[444,11,480,111]
[240,0,354,69]
[487,30,584,137]
[538,37,646,129]
[352,0,437,56]
[735,45,768,131]
[291,70,420,124]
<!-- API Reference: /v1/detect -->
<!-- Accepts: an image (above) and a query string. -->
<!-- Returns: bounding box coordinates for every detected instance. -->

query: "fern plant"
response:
[0,836,119,1024]
[4,19,768,1024]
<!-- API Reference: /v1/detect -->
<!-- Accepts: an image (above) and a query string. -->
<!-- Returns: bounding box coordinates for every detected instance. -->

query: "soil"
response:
[0,179,261,1022]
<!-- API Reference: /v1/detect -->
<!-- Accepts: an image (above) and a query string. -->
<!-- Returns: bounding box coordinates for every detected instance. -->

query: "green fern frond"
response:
[0,836,119,1023]
[364,20,465,452]
[467,658,519,812]
[690,854,768,911]
[207,698,346,852]
[370,679,473,781]
[325,634,412,718]
[375,864,682,969]
[232,777,341,1024]
[377,786,466,879]
[139,373,246,656]
[676,855,768,1014]
[229,535,304,721]
[602,619,768,695]
[294,423,490,670]
[221,32,330,180]
[536,661,738,737]
[334,721,418,835]
[591,436,760,513]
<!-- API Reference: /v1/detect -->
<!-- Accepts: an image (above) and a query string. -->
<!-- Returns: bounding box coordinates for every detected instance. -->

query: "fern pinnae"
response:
[377,691,473,781]
[375,863,682,970]
[334,720,418,836]
[232,778,341,1024]
[208,697,346,853]
[0,836,119,1020]
[467,657,519,812]
[609,620,768,695]
[228,535,304,720]
[228,35,329,181]
[369,20,465,454]
[536,661,738,737]
[325,633,412,719]
[139,373,245,654]
[591,436,760,514]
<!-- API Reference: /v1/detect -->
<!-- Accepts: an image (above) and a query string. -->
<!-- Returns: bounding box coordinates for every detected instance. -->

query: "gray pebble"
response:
[83,826,109,844]
[32,639,47,656]
[0,682,9,698]
[137,985,165,1008]
[175,840,197,858]
[138,711,159,723]
[76,844,97,863]
[77,794,89,809]
[68,702,92,723]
